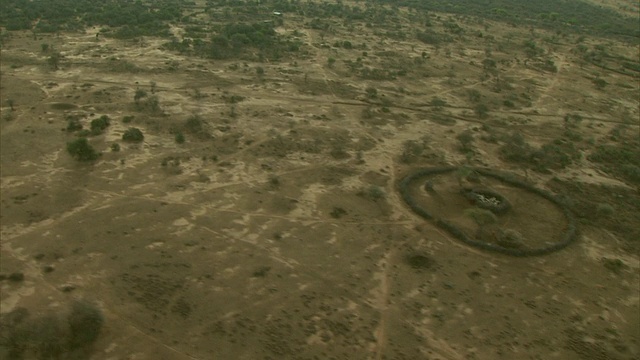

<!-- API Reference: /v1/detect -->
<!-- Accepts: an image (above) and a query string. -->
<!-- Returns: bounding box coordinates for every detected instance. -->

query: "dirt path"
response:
[373,250,393,360]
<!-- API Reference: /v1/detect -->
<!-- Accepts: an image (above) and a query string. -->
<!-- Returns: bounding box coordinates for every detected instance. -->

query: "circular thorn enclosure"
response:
[399,167,579,257]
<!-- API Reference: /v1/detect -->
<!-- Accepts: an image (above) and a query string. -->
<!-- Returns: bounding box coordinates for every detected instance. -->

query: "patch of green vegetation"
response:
[499,133,581,172]
[588,140,640,184]
[122,127,144,142]
[405,254,435,270]
[370,0,639,39]
[66,137,99,161]
[174,132,185,144]
[90,115,110,135]
[358,185,386,202]
[184,115,210,139]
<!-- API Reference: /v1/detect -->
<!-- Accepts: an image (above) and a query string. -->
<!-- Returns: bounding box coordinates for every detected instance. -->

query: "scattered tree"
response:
[67,138,100,161]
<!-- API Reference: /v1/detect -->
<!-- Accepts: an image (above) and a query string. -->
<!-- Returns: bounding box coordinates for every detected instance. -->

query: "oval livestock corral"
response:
[398,166,579,257]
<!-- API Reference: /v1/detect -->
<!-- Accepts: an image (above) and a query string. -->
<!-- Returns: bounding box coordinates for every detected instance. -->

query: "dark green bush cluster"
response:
[416,30,453,45]
[0,0,179,36]
[122,127,144,142]
[163,21,301,61]
[588,141,640,184]
[90,115,110,135]
[67,138,99,161]
[370,0,638,39]
[183,115,211,139]
[499,133,580,172]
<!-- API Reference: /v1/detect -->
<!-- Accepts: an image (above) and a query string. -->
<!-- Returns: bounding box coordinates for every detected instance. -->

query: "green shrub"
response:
[67,138,100,161]
[175,132,185,144]
[367,186,386,201]
[90,115,110,135]
[456,130,474,151]
[66,119,83,132]
[122,128,144,142]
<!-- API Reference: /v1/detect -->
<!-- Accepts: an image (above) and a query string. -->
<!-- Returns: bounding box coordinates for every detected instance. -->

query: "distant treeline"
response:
[1,0,637,42]
[370,0,639,40]
[0,0,183,37]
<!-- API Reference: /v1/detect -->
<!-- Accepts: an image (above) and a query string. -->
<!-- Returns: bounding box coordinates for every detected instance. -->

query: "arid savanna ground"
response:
[1,1,639,359]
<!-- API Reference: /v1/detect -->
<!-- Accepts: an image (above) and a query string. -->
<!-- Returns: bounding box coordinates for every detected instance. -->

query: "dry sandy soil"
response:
[1,5,639,360]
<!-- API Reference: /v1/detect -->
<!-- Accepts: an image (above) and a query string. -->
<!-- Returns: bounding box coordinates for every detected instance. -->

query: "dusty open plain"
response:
[1,1,639,359]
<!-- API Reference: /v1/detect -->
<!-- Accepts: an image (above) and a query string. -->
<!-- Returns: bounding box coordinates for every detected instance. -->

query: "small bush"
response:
[456,130,474,151]
[367,186,386,201]
[110,143,120,152]
[174,132,185,144]
[400,140,425,164]
[66,119,83,132]
[405,254,435,270]
[122,128,144,142]
[67,138,100,161]
[268,175,280,188]
[122,115,134,123]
